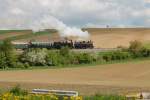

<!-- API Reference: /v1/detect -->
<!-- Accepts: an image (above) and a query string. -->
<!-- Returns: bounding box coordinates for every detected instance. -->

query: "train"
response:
[13,40,94,50]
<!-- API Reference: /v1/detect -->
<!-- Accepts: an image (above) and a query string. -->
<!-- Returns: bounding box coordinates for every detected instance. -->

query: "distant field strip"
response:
[7,31,52,41]
[0,30,30,34]
[0,29,57,41]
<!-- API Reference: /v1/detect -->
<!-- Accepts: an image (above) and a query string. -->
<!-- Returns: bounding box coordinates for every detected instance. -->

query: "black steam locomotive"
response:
[14,40,94,50]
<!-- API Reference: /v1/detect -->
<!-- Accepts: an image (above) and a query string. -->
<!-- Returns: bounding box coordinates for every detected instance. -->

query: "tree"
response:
[76,53,93,64]
[129,40,143,57]
[129,40,142,51]
[0,39,17,68]
[46,50,63,66]
[22,48,47,66]
[59,46,70,56]
[0,52,7,69]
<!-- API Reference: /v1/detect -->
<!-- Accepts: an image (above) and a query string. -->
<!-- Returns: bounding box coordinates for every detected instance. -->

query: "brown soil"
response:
[87,28,150,48]
[1,60,150,95]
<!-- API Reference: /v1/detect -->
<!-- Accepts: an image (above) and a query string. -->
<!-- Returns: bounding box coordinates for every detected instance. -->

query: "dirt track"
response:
[1,60,150,95]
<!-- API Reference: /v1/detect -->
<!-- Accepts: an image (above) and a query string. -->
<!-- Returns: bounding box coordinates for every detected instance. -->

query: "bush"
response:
[76,53,94,64]
[60,46,70,56]
[21,48,47,66]
[101,52,113,62]
[10,85,28,96]
[99,51,132,62]
[24,62,30,69]
[46,50,61,66]
[129,40,143,51]
[46,50,82,66]
[15,62,25,69]
[129,40,144,57]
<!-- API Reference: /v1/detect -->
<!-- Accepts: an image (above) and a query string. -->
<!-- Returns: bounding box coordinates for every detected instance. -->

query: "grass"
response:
[6,30,56,41]
[83,94,126,100]
[143,42,150,49]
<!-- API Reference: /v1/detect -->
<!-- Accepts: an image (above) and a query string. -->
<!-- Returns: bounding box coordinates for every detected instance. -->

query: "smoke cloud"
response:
[31,15,90,40]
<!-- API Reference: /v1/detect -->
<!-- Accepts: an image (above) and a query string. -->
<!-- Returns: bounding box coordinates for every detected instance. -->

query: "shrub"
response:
[129,40,143,51]
[99,51,132,62]
[128,40,144,57]
[15,62,25,69]
[21,48,47,66]
[10,85,28,96]
[76,53,94,64]
[46,50,61,66]
[60,46,70,56]
[24,62,30,69]
[102,52,113,62]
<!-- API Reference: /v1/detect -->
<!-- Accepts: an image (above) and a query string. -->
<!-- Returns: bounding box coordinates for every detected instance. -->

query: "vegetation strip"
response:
[0,39,150,70]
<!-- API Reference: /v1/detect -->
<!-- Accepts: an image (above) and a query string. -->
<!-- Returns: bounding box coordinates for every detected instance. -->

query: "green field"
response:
[7,30,55,41]
[0,30,29,34]
[0,29,57,42]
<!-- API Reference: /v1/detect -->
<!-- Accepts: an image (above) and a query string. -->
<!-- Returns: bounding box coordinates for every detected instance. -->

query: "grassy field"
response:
[0,30,29,34]
[1,60,150,95]
[0,29,57,41]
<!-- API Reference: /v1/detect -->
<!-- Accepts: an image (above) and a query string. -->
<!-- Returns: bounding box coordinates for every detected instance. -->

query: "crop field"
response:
[86,28,150,48]
[1,60,150,95]
[1,28,150,48]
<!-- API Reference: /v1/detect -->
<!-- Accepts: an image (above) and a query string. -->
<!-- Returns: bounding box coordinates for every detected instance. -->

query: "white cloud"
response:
[145,0,150,3]
[0,0,149,29]
[10,8,25,15]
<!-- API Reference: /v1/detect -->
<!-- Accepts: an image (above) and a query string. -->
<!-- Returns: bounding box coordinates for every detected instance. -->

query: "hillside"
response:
[1,28,150,48]
[85,28,150,48]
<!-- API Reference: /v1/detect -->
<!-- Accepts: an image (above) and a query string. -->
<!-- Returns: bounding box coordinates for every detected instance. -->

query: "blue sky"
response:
[0,0,150,29]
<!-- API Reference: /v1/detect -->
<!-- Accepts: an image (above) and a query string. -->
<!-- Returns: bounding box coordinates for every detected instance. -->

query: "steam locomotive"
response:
[13,40,94,50]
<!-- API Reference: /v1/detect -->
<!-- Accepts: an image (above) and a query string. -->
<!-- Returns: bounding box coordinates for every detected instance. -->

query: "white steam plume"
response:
[31,15,90,40]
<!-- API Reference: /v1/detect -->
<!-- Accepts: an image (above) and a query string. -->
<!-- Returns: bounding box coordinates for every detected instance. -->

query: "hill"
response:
[85,28,150,48]
[1,28,150,48]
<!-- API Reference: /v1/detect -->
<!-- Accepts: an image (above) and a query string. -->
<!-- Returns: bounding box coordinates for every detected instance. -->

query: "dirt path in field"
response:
[1,60,150,94]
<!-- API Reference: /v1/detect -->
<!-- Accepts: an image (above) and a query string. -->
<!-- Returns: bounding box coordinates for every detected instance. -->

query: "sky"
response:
[0,0,150,29]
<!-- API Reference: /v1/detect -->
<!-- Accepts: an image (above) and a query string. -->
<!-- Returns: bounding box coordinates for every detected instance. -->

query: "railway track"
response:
[71,48,119,53]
